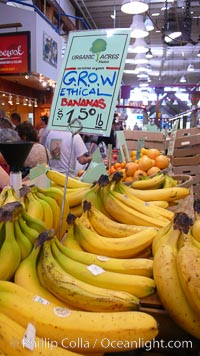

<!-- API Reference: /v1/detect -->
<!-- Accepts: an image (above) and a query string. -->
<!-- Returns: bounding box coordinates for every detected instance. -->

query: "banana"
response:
[24,191,44,220]
[176,232,200,317]
[0,311,84,356]
[51,238,155,298]
[70,204,83,217]
[62,215,84,251]
[75,217,158,258]
[18,215,40,244]
[0,221,21,280]
[118,180,190,202]
[0,186,9,207]
[34,190,61,234]
[86,204,151,237]
[110,189,173,223]
[0,221,5,249]
[191,219,200,242]
[14,242,72,308]
[67,187,90,208]
[147,200,169,209]
[41,239,140,312]
[100,187,167,228]
[2,186,18,206]
[162,175,177,188]
[0,281,158,354]
[46,169,91,189]
[55,237,153,277]
[153,224,200,339]
[131,173,165,190]
[152,221,173,256]
[21,210,47,234]
[31,192,53,230]
[83,182,114,218]
[36,186,64,207]
[14,219,33,260]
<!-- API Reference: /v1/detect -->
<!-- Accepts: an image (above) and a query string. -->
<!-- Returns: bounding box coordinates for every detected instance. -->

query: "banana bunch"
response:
[153,212,200,339]
[131,173,178,190]
[0,196,47,280]
[0,280,158,354]
[0,186,19,207]
[46,169,92,217]
[191,199,200,243]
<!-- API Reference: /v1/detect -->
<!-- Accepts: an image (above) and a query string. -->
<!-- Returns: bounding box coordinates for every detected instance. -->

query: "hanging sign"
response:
[48,29,131,137]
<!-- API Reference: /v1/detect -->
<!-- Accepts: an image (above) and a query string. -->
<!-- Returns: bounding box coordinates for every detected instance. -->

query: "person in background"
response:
[10,112,21,127]
[38,115,50,146]
[45,130,91,177]
[0,128,21,190]
[15,121,51,176]
[0,109,6,119]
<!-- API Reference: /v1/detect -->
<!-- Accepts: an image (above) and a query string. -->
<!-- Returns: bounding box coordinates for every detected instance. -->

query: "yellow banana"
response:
[63,217,84,251]
[18,215,40,244]
[46,169,91,188]
[55,237,153,277]
[152,220,173,256]
[153,223,200,339]
[0,280,158,353]
[14,219,33,260]
[0,186,10,207]
[14,242,72,308]
[24,191,44,220]
[70,204,83,217]
[176,232,200,317]
[75,217,158,258]
[52,239,155,298]
[2,186,18,206]
[101,187,167,228]
[86,204,151,237]
[0,312,84,356]
[0,221,21,280]
[162,175,177,188]
[147,200,169,209]
[191,219,200,242]
[67,187,90,208]
[41,239,140,312]
[0,222,5,249]
[32,192,53,229]
[131,173,165,190]
[36,186,64,207]
[21,210,47,234]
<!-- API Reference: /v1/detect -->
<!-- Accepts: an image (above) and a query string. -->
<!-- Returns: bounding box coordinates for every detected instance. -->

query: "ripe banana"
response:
[31,192,53,229]
[131,173,165,190]
[67,187,90,208]
[24,191,44,220]
[55,237,153,277]
[0,311,84,356]
[14,219,33,260]
[101,187,167,228]
[36,186,64,207]
[75,217,158,258]
[41,239,140,312]
[153,225,200,339]
[21,210,47,234]
[152,220,173,256]
[63,223,84,251]
[18,215,40,244]
[70,204,83,217]
[0,280,158,353]
[191,219,200,242]
[46,169,91,188]
[51,239,155,298]
[176,232,200,317]
[0,221,21,280]
[14,242,71,308]
[2,186,18,206]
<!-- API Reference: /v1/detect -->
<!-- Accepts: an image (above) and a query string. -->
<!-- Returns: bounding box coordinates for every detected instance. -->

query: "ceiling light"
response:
[163,18,182,43]
[130,14,149,38]
[145,17,154,31]
[129,38,148,53]
[134,53,148,64]
[23,97,27,106]
[180,75,186,82]
[146,48,153,59]
[197,50,200,58]
[28,98,32,107]
[34,99,38,108]
[16,96,20,105]
[187,64,195,71]
[121,0,149,15]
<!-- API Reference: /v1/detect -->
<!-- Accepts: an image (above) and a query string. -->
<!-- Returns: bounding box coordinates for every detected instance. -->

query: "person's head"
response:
[0,109,5,119]
[0,117,14,129]
[40,115,48,127]
[10,112,21,127]
[0,128,20,142]
[15,121,38,142]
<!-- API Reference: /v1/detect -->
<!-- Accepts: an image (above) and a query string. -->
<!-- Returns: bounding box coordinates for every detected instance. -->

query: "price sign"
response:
[48,29,131,137]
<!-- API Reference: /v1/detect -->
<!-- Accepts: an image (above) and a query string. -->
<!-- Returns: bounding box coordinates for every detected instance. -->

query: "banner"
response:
[0,31,31,75]
[48,29,131,137]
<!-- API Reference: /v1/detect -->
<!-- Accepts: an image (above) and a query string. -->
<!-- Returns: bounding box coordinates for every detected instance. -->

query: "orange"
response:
[125,162,139,177]
[147,166,161,176]
[114,162,121,170]
[138,155,154,172]
[155,155,170,169]
[109,166,116,175]
[120,162,126,169]
[147,148,161,160]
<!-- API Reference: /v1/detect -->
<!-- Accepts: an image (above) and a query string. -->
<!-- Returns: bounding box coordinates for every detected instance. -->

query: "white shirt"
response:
[45,130,88,177]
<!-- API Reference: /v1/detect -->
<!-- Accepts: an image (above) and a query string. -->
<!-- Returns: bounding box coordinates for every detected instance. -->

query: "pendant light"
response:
[130,14,149,38]
[129,38,148,53]
[121,0,149,15]
[146,48,153,59]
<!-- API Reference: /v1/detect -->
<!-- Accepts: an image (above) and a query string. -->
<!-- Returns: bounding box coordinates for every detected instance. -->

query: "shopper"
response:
[15,121,51,175]
[45,130,91,177]
[38,115,50,146]
[10,112,21,127]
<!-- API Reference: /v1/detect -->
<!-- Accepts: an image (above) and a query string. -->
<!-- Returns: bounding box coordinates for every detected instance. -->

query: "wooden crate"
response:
[173,165,200,201]
[124,130,165,153]
[172,133,200,167]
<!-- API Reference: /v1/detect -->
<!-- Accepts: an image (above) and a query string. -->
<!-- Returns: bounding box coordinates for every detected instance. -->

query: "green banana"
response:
[14,219,33,260]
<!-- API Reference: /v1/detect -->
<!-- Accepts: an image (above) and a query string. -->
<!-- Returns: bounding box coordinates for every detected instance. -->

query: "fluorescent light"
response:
[130,14,149,38]
[129,37,148,53]
[121,0,149,15]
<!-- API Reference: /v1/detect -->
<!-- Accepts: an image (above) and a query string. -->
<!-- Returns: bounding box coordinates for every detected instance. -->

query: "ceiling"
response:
[71,0,200,91]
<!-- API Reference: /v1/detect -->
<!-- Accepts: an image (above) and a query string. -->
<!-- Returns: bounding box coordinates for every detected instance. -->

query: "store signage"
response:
[0,31,31,75]
[48,29,131,136]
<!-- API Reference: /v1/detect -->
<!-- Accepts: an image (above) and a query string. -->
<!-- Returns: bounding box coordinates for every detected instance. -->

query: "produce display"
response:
[0,162,199,353]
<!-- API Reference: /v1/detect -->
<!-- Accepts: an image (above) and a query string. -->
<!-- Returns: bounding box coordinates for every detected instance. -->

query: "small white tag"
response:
[97,255,110,262]
[53,307,71,317]
[87,264,105,275]
[22,323,36,351]
[32,295,50,305]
